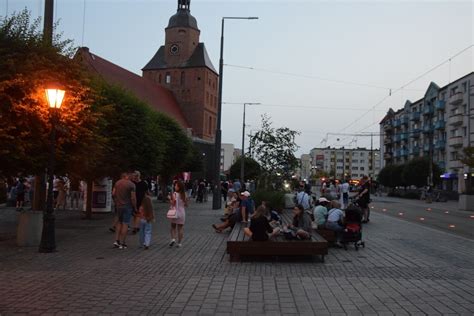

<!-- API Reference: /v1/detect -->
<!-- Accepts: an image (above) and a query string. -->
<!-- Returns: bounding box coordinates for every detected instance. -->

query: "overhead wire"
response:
[222,102,386,112]
[331,44,474,146]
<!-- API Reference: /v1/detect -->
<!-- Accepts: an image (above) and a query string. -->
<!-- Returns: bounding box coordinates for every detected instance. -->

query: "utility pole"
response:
[370,133,373,179]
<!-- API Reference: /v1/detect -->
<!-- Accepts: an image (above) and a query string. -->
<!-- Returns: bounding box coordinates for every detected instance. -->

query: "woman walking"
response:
[139,191,155,250]
[168,180,187,248]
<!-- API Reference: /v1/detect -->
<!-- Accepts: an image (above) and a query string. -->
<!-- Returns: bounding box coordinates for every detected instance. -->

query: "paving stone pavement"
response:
[0,198,473,315]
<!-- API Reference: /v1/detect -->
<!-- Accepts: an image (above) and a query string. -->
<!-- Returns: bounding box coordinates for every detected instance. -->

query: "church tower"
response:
[142,0,218,141]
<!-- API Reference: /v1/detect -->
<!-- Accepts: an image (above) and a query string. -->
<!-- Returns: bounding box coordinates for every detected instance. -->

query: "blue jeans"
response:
[326,221,344,242]
[139,219,152,247]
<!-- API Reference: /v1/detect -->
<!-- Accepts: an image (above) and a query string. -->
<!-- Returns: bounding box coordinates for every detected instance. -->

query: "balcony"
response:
[400,133,409,141]
[422,124,433,134]
[400,149,409,157]
[450,160,464,169]
[434,100,445,111]
[383,122,393,131]
[383,152,392,160]
[423,105,434,115]
[383,136,392,144]
[411,128,421,138]
[435,140,446,150]
[434,120,445,130]
[409,146,420,155]
[410,112,421,121]
[393,150,400,158]
[401,116,409,125]
[449,92,463,105]
[423,144,431,152]
[393,119,401,128]
[449,136,463,148]
[393,134,401,143]
[448,114,464,126]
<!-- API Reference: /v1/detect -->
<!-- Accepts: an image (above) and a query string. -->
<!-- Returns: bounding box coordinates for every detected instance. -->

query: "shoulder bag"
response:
[167,193,179,219]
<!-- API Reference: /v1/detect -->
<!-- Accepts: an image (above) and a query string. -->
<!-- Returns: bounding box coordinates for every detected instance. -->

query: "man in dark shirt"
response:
[131,171,149,234]
[355,175,371,223]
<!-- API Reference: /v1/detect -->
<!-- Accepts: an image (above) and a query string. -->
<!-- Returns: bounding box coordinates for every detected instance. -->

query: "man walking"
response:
[113,172,136,249]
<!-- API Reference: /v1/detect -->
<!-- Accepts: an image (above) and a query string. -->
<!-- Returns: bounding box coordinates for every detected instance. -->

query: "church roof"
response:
[75,47,190,129]
[167,9,199,31]
[142,43,217,74]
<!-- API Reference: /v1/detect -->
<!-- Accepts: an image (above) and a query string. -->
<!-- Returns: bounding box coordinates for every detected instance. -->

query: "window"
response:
[352,167,358,170]
[337,159,343,163]
[165,72,171,84]
[360,159,365,163]
[206,92,209,104]
[450,86,458,96]
[180,72,185,85]
[463,127,467,137]
[450,151,458,161]
[345,158,350,163]
[208,115,212,135]
[360,152,365,157]
[337,166,343,170]
[360,167,365,171]
[352,159,358,163]
[462,82,467,92]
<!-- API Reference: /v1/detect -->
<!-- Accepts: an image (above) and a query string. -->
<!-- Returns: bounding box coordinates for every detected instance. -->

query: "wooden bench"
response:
[226,211,328,262]
[315,229,336,244]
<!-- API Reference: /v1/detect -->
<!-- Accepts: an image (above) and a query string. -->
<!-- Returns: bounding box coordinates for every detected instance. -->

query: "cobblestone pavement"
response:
[0,198,473,315]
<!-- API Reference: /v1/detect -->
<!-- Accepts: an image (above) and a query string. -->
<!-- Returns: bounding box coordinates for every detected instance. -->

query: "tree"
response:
[461,147,474,168]
[378,164,406,188]
[249,114,300,188]
[228,156,261,181]
[402,158,442,187]
[0,10,98,178]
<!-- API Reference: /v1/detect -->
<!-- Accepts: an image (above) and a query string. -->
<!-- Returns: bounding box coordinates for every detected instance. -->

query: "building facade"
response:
[142,1,218,141]
[221,143,237,173]
[309,147,381,180]
[379,72,474,191]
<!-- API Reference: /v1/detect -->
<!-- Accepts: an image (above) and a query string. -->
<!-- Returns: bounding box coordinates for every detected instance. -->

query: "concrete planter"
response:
[16,211,43,247]
[458,194,474,212]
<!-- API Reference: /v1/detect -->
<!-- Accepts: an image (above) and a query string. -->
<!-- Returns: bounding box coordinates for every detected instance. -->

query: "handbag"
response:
[166,193,179,219]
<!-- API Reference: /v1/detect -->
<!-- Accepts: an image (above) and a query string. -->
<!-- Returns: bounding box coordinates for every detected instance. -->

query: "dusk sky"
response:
[2,0,473,156]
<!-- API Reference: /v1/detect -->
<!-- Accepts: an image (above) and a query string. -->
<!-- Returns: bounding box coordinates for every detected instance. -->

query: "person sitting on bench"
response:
[325,200,345,247]
[243,206,280,241]
[212,198,241,233]
[285,204,312,240]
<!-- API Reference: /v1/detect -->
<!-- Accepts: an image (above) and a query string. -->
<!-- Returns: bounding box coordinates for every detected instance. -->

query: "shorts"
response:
[16,192,25,202]
[117,206,133,225]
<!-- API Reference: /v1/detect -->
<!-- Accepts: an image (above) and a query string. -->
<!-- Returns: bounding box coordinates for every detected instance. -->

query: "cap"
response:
[240,191,251,197]
[318,197,329,203]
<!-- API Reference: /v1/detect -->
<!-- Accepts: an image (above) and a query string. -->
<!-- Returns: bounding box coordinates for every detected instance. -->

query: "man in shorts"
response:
[112,173,137,249]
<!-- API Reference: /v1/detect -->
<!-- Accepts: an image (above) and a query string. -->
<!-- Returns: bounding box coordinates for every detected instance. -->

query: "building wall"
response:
[300,154,311,180]
[380,72,474,191]
[164,27,200,66]
[221,143,235,173]
[309,147,381,180]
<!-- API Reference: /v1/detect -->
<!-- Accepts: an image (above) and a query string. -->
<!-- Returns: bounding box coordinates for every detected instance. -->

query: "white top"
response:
[296,191,311,210]
[341,182,350,194]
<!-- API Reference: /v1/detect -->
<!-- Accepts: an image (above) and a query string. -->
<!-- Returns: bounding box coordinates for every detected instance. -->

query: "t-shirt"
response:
[133,180,149,208]
[295,191,311,210]
[233,181,241,192]
[358,181,371,204]
[292,212,312,233]
[341,182,350,194]
[313,205,328,226]
[241,198,255,215]
[249,216,273,241]
[114,179,136,208]
[327,208,344,223]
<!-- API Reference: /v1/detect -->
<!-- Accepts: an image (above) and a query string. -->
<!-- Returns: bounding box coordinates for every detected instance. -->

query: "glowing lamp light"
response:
[426,208,432,211]
[398,212,404,216]
[445,211,449,214]
[419,217,425,221]
[470,215,474,219]
[45,88,65,109]
[448,224,455,228]
[382,208,387,212]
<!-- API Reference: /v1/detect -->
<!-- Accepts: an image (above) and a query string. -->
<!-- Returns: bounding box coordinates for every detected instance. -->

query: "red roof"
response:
[75,47,190,129]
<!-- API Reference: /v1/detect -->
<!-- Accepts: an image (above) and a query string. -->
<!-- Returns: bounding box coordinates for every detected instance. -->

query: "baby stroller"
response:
[342,202,365,251]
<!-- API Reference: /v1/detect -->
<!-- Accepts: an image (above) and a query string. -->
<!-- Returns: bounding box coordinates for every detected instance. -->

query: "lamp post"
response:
[39,87,65,253]
[212,16,259,210]
[241,102,260,183]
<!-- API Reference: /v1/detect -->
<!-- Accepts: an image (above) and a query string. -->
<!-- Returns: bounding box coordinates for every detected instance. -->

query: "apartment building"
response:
[309,147,381,180]
[379,72,474,191]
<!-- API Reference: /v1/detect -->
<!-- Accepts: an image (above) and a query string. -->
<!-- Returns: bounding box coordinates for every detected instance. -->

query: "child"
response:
[138,191,154,250]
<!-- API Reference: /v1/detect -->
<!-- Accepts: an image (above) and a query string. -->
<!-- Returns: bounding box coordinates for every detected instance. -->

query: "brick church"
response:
[76,0,218,178]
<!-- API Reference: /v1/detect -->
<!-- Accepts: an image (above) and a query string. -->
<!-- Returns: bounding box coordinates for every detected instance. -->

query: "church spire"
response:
[178,0,191,11]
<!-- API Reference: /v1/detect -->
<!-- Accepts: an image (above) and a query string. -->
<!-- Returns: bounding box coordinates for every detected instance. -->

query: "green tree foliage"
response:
[461,147,474,168]
[228,156,261,181]
[378,159,442,189]
[0,9,98,177]
[249,114,300,179]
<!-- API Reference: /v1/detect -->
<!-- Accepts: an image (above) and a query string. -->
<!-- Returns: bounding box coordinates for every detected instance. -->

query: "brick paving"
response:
[0,198,473,315]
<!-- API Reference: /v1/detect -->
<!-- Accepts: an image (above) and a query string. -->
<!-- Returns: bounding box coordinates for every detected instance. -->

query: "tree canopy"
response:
[228,156,261,181]
[378,158,442,188]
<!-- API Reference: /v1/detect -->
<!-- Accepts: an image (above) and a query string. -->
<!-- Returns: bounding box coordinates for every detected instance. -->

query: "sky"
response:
[2,0,473,156]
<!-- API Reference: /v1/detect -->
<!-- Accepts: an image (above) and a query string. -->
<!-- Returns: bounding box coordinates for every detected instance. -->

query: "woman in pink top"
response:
[168,180,187,248]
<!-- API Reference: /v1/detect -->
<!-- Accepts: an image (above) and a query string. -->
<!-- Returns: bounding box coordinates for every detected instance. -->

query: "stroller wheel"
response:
[361,241,365,248]
[355,243,359,251]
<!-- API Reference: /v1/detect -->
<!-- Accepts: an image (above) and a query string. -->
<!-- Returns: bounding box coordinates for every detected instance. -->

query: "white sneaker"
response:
[169,239,176,247]
[176,243,182,248]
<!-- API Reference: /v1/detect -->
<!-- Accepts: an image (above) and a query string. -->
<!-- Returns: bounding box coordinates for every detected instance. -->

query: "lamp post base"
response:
[38,212,56,253]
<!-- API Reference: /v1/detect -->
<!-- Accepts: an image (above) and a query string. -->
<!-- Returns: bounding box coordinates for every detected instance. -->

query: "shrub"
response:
[252,190,286,211]
[387,191,401,197]
[402,192,420,199]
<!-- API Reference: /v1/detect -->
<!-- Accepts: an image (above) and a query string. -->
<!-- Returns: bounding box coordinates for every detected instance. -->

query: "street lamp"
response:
[212,16,259,210]
[241,102,260,183]
[39,86,65,253]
